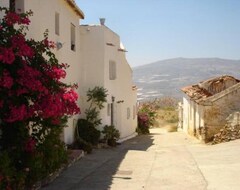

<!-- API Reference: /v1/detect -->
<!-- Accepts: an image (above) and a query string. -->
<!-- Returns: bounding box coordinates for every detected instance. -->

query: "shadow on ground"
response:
[42,134,155,190]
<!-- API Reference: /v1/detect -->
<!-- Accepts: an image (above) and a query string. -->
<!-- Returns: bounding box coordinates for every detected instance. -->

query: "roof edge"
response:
[199,83,240,105]
[66,0,85,19]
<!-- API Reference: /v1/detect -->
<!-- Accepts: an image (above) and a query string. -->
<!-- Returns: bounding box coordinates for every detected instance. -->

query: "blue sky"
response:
[76,0,240,67]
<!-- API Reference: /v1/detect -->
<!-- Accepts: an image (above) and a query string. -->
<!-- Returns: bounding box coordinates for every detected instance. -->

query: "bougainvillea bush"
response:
[137,103,157,134]
[0,7,80,189]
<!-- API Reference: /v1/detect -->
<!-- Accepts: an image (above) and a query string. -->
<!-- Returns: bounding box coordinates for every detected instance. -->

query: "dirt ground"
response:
[152,109,178,132]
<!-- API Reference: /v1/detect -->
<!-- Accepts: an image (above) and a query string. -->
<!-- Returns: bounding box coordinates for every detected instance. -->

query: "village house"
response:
[79,21,137,141]
[1,0,137,144]
[179,75,240,142]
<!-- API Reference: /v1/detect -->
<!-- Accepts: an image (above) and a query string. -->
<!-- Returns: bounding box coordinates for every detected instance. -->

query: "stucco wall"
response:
[79,25,106,124]
[0,0,9,19]
[182,97,189,133]
[182,97,204,138]
[79,25,137,140]
[103,27,137,139]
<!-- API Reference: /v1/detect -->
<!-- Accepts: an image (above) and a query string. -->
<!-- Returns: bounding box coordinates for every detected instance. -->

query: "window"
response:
[107,103,111,116]
[71,23,76,51]
[133,105,136,119]
[109,61,116,80]
[127,107,130,119]
[55,12,60,35]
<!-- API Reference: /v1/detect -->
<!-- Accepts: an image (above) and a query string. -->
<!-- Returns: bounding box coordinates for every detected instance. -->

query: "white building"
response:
[79,21,137,141]
[180,75,240,142]
[1,0,137,144]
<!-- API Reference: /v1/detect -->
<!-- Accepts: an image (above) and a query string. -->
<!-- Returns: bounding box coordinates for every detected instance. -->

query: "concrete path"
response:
[42,128,240,190]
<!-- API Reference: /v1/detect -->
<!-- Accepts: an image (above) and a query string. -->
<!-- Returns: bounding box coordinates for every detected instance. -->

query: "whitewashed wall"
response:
[79,25,137,140]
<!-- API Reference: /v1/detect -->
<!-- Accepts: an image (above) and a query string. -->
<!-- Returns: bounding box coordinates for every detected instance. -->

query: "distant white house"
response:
[1,0,137,144]
[180,75,240,142]
[79,21,138,141]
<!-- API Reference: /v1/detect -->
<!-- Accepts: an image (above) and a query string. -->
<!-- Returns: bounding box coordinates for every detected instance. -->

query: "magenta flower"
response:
[4,105,27,123]
[0,70,13,89]
[25,138,36,153]
[0,48,15,64]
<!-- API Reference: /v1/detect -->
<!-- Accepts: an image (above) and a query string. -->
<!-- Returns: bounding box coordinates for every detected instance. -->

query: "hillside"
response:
[132,58,240,101]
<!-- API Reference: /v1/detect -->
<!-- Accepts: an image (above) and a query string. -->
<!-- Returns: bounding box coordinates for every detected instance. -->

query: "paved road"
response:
[42,128,240,190]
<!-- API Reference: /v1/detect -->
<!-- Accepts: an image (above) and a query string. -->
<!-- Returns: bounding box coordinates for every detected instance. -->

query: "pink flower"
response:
[4,12,20,26]
[11,34,25,48]
[20,17,30,25]
[52,66,66,80]
[63,89,78,102]
[11,35,34,57]
[35,90,80,119]
[25,138,36,153]
[4,12,30,26]
[43,38,55,49]
[0,100,3,108]
[16,88,28,96]
[5,105,27,123]
[20,44,34,57]
[0,70,13,89]
[0,48,15,64]
[17,65,48,93]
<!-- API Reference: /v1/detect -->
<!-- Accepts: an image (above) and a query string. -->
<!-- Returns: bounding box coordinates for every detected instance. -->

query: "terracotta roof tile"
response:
[181,75,239,103]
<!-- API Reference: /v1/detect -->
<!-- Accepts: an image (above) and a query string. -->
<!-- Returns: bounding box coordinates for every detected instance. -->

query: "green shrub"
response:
[70,138,93,154]
[76,119,101,146]
[102,125,120,146]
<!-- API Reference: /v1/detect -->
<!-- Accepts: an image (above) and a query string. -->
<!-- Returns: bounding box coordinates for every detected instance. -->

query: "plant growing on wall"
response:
[74,87,107,151]
[0,7,80,189]
[85,86,108,126]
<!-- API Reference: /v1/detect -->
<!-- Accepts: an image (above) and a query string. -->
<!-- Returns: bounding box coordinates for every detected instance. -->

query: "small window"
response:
[127,107,130,119]
[107,103,111,116]
[71,23,76,51]
[109,61,116,80]
[133,105,136,119]
[55,12,60,35]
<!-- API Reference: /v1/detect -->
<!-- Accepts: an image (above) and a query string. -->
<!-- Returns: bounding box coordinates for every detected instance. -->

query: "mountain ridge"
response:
[133,57,240,68]
[132,57,240,101]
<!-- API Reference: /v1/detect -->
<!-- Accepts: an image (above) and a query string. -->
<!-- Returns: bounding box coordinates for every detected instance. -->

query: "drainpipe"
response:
[111,96,115,126]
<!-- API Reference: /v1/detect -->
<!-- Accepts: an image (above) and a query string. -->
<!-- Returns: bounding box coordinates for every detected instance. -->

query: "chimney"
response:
[99,18,105,25]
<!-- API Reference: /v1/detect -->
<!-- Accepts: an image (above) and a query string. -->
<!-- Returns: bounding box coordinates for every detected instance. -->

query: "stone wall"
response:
[212,112,240,144]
